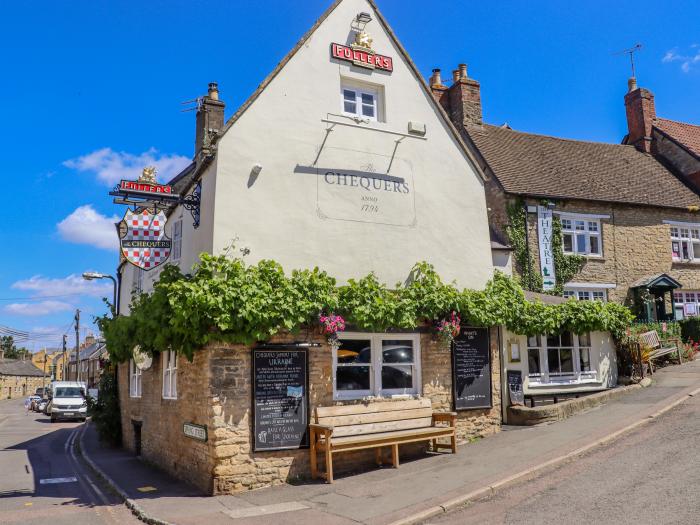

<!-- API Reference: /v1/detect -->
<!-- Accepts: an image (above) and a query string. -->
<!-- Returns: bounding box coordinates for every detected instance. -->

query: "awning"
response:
[629,273,681,290]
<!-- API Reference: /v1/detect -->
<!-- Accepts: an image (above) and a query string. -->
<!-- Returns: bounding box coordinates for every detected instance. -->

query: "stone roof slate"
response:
[0,359,45,377]
[655,118,700,158]
[468,124,700,209]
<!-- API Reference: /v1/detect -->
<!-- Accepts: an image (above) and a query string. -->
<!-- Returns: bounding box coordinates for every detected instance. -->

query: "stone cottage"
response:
[0,356,46,399]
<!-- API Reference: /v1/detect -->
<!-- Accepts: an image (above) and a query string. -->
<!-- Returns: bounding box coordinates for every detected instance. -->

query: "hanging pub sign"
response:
[537,205,556,291]
[120,208,172,271]
[252,348,309,451]
[330,29,393,72]
[451,327,492,410]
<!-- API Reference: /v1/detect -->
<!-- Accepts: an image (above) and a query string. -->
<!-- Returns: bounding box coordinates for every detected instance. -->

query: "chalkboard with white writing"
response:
[451,327,492,410]
[252,348,309,451]
[507,370,525,406]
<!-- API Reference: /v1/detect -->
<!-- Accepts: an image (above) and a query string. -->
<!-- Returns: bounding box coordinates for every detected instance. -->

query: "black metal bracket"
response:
[110,181,201,229]
[181,182,201,229]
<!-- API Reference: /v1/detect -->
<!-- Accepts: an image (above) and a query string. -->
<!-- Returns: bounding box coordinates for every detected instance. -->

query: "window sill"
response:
[672,260,700,266]
[528,375,599,386]
[333,393,420,402]
[162,397,178,401]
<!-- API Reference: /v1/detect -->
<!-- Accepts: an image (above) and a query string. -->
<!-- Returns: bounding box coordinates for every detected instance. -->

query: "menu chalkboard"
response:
[252,348,309,451]
[507,370,525,406]
[451,327,492,410]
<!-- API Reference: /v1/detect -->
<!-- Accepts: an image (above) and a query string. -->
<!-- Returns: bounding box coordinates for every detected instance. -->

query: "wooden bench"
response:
[309,398,456,483]
[639,330,683,374]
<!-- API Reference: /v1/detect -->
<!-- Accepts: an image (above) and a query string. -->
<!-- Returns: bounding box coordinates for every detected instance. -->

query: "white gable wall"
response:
[211,0,493,288]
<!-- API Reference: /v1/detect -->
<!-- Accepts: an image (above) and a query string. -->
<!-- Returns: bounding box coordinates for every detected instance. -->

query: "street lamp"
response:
[82,272,118,314]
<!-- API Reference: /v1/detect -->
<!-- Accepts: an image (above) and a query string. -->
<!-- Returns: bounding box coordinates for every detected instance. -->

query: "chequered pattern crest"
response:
[120,209,171,270]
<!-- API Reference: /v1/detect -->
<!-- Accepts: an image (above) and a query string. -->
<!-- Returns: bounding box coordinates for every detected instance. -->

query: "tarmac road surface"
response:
[426,394,700,525]
[0,398,140,525]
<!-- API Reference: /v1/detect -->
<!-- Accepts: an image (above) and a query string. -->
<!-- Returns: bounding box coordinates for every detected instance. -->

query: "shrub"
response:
[90,363,122,447]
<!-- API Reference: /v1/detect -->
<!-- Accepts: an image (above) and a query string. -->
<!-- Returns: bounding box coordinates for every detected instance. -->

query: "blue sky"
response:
[0,0,698,351]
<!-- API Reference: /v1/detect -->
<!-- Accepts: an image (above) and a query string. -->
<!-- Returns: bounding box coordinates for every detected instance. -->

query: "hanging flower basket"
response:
[437,311,461,345]
[319,313,346,345]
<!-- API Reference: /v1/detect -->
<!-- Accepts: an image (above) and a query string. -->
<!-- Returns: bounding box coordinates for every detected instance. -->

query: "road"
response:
[426,394,700,525]
[0,398,140,525]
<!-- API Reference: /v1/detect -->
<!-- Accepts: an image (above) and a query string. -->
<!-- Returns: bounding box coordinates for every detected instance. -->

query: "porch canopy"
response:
[630,273,681,322]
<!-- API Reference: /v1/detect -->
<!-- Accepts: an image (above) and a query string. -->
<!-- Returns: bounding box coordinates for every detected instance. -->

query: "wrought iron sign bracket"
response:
[181,182,201,229]
[110,181,201,229]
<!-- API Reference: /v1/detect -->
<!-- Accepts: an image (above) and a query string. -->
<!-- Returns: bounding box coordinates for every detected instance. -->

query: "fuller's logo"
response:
[330,29,393,72]
[120,208,172,271]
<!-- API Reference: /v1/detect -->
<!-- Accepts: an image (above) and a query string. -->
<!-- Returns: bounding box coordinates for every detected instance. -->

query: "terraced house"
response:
[429,67,700,323]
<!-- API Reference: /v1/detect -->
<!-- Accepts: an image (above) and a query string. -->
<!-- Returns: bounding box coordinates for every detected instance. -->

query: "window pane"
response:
[527,335,540,348]
[563,233,573,253]
[344,100,357,114]
[548,348,560,374]
[361,93,374,104]
[686,293,696,302]
[382,340,413,363]
[560,348,574,373]
[361,103,375,117]
[337,339,371,364]
[528,348,540,374]
[575,221,586,231]
[560,331,573,347]
[579,348,591,372]
[674,292,684,303]
[563,290,575,299]
[588,221,598,232]
[672,241,681,258]
[577,291,591,301]
[670,227,679,237]
[337,366,370,391]
[561,219,572,230]
[381,365,413,389]
[693,241,700,259]
[547,334,559,347]
[578,332,591,347]
[589,235,600,254]
[343,89,355,101]
[683,241,691,259]
[576,234,587,253]
[592,291,605,301]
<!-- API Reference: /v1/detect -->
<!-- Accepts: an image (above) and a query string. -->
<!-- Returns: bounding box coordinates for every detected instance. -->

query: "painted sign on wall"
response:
[537,205,556,291]
[330,43,393,72]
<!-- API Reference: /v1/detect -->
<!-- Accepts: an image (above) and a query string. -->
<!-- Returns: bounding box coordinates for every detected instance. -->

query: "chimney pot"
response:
[429,68,444,87]
[628,77,638,92]
[459,63,468,79]
[452,69,461,83]
[208,82,219,101]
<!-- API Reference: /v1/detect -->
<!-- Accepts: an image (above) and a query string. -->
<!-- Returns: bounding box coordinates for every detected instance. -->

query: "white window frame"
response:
[162,350,177,400]
[563,287,607,302]
[669,224,700,262]
[332,333,421,400]
[526,332,597,386]
[129,359,142,398]
[674,291,700,320]
[172,219,183,261]
[559,214,602,257]
[341,83,379,122]
[133,267,143,295]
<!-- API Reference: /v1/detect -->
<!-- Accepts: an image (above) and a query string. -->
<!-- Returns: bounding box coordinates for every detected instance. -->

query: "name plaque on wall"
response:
[451,327,492,410]
[252,348,309,451]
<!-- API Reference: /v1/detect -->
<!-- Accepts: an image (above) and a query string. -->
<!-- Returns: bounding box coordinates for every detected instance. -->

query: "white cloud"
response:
[4,301,73,316]
[57,205,120,251]
[64,147,190,186]
[12,274,112,298]
[662,46,700,73]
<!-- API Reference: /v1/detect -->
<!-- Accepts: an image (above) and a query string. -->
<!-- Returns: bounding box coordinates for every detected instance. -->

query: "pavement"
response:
[0,398,141,525]
[78,359,700,525]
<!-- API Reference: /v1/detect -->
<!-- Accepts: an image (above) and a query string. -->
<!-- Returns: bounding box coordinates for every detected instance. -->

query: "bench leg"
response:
[375,447,383,466]
[325,447,334,483]
[391,444,400,468]
[432,439,437,452]
[451,433,457,454]
[309,431,318,480]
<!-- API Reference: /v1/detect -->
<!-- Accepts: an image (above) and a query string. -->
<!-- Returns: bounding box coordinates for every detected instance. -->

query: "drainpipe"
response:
[523,203,532,289]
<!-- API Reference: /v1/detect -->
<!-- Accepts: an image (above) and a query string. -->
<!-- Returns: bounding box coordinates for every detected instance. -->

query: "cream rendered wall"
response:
[211,0,493,289]
[500,329,617,399]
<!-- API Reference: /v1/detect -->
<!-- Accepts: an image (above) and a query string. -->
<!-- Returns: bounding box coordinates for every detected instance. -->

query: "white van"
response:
[47,381,87,422]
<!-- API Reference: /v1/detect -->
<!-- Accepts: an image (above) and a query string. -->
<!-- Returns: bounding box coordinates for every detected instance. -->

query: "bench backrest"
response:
[639,330,662,350]
[314,398,433,438]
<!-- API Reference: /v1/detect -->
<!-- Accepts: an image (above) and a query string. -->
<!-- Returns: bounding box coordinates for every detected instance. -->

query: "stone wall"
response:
[118,350,215,493]
[0,374,45,399]
[486,193,700,304]
[122,325,502,495]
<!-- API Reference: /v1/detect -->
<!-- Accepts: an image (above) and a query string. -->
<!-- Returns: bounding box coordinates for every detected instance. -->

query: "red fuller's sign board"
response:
[120,209,171,271]
[331,43,393,72]
[119,179,173,196]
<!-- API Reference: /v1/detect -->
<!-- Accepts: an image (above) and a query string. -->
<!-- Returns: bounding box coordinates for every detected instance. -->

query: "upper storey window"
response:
[341,82,380,121]
[560,216,601,256]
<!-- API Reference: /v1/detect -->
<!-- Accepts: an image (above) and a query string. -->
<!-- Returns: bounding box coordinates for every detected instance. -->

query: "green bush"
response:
[680,318,700,344]
[90,364,122,447]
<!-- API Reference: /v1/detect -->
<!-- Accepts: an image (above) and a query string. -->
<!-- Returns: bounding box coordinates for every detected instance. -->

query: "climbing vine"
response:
[98,252,633,363]
[505,199,585,294]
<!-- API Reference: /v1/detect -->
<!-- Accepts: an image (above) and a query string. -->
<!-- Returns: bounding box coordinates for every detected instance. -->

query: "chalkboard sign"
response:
[451,327,492,410]
[252,348,309,451]
[507,370,524,406]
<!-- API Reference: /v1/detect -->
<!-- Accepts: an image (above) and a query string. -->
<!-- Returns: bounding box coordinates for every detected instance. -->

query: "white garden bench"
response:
[639,330,682,374]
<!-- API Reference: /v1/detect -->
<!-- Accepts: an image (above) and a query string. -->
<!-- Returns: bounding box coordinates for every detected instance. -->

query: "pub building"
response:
[115,0,613,493]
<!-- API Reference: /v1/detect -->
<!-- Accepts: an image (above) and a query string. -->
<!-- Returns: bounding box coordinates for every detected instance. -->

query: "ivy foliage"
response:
[99,252,633,363]
[505,200,586,294]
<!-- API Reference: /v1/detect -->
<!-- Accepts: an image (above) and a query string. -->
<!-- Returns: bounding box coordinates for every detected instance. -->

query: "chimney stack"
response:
[195,82,226,163]
[429,68,449,111]
[447,63,483,126]
[624,78,656,154]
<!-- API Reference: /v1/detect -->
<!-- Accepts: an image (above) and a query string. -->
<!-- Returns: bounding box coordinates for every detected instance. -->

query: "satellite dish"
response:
[133,345,153,371]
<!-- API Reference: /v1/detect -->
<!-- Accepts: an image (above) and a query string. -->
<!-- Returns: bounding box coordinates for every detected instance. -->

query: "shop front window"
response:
[526,332,595,384]
[334,333,420,399]
[674,291,700,320]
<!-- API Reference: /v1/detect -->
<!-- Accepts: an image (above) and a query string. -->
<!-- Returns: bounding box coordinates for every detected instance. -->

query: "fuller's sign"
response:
[331,43,393,72]
[120,208,172,271]
[119,179,173,196]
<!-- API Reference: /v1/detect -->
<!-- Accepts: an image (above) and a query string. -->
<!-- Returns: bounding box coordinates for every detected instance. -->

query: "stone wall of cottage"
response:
[0,374,45,399]
[120,326,501,495]
[486,193,700,304]
[118,350,215,493]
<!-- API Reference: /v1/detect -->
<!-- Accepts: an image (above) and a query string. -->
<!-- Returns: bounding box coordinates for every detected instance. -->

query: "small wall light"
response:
[251,163,263,176]
[356,12,372,24]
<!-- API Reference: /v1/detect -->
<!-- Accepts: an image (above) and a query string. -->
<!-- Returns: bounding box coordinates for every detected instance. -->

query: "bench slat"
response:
[639,331,661,349]
[331,416,433,437]
[318,407,433,427]
[315,398,431,419]
[323,426,453,449]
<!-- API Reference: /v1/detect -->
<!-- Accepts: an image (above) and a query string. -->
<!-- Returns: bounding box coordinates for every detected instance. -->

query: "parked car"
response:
[38,398,49,413]
[34,387,47,397]
[27,395,41,411]
[47,381,87,422]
